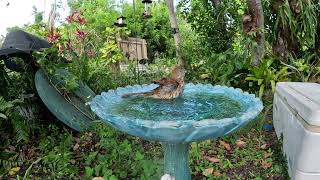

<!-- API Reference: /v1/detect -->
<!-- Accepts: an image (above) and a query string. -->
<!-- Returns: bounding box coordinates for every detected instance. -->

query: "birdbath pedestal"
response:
[90,83,263,180]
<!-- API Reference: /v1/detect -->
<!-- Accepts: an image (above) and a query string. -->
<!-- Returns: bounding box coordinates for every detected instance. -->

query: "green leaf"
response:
[245,77,258,81]
[85,167,94,178]
[271,81,276,93]
[259,84,265,99]
[0,113,7,119]
[275,68,287,79]
[257,79,264,85]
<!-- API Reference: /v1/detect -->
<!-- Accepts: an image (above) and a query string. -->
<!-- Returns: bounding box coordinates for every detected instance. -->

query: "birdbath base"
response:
[163,142,191,180]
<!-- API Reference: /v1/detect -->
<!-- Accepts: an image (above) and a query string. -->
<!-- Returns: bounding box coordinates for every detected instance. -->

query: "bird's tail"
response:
[121,91,152,98]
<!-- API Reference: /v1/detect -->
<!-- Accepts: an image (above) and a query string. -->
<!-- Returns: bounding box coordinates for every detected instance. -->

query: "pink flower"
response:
[75,30,87,40]
[66,11,87,25]
[47,33,61,43]
[78,17,87,25]
[66,15,73,23]
[72,11,81,20]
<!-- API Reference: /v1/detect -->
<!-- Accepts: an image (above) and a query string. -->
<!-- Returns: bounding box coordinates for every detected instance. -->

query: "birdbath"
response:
[90,83,263,180]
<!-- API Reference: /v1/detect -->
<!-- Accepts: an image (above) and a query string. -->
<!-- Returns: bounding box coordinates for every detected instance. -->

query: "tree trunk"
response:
[166,0,185,66]
[246,0,265,66]
[316,13,320,54]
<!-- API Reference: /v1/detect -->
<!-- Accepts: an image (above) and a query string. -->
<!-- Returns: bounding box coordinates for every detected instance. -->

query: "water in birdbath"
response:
[108,92,244,121]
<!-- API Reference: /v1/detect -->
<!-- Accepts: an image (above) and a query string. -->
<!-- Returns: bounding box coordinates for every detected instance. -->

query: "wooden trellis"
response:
[117,37,148,61]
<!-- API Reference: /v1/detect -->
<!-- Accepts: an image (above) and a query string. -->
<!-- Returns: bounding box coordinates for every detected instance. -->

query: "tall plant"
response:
[268,0,318,58]
[0,97,28,142]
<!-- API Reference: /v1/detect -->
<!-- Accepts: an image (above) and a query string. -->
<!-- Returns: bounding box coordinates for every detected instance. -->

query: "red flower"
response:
[75,30,87,40]
[47,33,61,43]
[66,15,73,23]
[78,17,87,25]
[72,11,81,20]
[66,11,86,25]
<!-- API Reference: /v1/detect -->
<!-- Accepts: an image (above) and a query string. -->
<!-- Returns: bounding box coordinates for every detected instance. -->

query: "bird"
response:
[122,65,186,99]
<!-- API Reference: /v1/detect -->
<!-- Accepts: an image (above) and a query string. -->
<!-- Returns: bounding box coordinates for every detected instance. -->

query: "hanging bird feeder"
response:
[142,0,152,18]
[114,16,127,27]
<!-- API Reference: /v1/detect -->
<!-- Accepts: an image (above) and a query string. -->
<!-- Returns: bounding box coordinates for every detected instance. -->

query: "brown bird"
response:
[122,65,186,99]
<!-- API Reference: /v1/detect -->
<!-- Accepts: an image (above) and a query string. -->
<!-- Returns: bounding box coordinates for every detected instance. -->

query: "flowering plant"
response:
[36,9,128,93]
[42,10,99,83]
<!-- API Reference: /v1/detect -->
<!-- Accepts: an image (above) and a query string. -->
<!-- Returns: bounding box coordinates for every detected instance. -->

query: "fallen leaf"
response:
[27,148,36,159]
[74,137,80,143]
[8,167,20,176]
[202,168,214,177]
[92,177,105,180]
[219,140,231,151]
[236,139,246,148]
[203,156,220,163]
[8,145,16,151]
[260,144,267,149]
[261,160,272,169]
[263,151,272,159]
[73,143,80,151]
[213,170,222,177]
[70,159,76,164]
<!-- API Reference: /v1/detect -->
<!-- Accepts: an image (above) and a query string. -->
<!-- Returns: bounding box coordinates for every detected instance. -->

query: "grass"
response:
[0,108,289,180]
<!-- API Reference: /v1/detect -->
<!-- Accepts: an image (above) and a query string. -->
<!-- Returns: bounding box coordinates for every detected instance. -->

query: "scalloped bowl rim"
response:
[90,83,263,130]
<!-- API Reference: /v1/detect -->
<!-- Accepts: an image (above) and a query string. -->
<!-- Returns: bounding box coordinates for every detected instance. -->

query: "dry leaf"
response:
[219,140,231,151]
[92,177,105,180]
[236,139,246,148]
[202,168,214,177]
[263,151,272,158]
[261,160,272,169]
[27,148,36,159]
[260,144,267,149]
[213,170,222,177]
[204,156,220,163]
[8,145,16,151]
[74,137,80,143]
[70,159,76,164]
[73,143,80,151]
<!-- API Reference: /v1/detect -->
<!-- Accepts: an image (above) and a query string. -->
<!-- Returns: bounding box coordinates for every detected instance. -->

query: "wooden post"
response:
[166,0,185,66]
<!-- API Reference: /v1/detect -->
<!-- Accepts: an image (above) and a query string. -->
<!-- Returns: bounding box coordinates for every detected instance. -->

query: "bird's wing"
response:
[152,77,170,85]
[156,79,180,94]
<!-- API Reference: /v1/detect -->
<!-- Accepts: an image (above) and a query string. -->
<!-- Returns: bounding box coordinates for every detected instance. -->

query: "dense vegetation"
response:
[1,0,320,179]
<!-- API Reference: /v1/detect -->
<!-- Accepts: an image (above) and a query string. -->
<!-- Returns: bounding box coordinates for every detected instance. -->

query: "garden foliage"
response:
[1,0,319,178]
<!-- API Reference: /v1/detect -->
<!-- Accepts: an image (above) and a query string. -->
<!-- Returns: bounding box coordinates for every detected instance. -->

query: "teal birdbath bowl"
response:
[90,83,263,180]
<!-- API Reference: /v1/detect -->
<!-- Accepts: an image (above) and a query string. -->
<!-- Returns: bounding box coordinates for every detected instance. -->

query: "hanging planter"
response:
[142,0,152,18]
[114,16,127,27]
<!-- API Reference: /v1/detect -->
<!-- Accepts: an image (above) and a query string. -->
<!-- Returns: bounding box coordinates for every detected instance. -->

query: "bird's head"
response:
[171,65,186,81]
